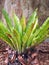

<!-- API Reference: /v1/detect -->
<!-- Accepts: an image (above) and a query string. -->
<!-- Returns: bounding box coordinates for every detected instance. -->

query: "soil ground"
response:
[0,39,49,65]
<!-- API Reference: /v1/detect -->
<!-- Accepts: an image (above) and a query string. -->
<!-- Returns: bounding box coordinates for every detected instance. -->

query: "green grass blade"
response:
[33,17,49,38]
[2,9,13,31]
[0,21,9,33]
[20,16,26,33]
[12,12,22,36]
[0,22,17,50]
[12,13,22,52]
[22,9,37,44]
[31,17,49,46]
[27,17,38,47]
[0,30,14,49]
[13,29,22,53]
[32,30,49,46]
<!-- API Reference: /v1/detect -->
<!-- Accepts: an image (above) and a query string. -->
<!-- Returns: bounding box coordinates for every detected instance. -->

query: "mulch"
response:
[0,39,49,65]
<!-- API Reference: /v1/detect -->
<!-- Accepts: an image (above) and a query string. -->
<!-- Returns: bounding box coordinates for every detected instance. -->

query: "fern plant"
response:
[0,9,49,53]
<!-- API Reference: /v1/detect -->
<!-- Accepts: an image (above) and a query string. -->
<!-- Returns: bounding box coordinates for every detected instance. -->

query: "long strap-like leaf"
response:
[12,13,22,53]
[0,30,14,49]
[2,9,13,31]
[0,22,16,50]
[26,17,38,47]
[31,17,49,47]
[22,9,37,44]
[20,16,26,33]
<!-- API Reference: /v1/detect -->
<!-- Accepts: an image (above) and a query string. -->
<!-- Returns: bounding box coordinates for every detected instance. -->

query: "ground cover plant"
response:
[0,9,49,65]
